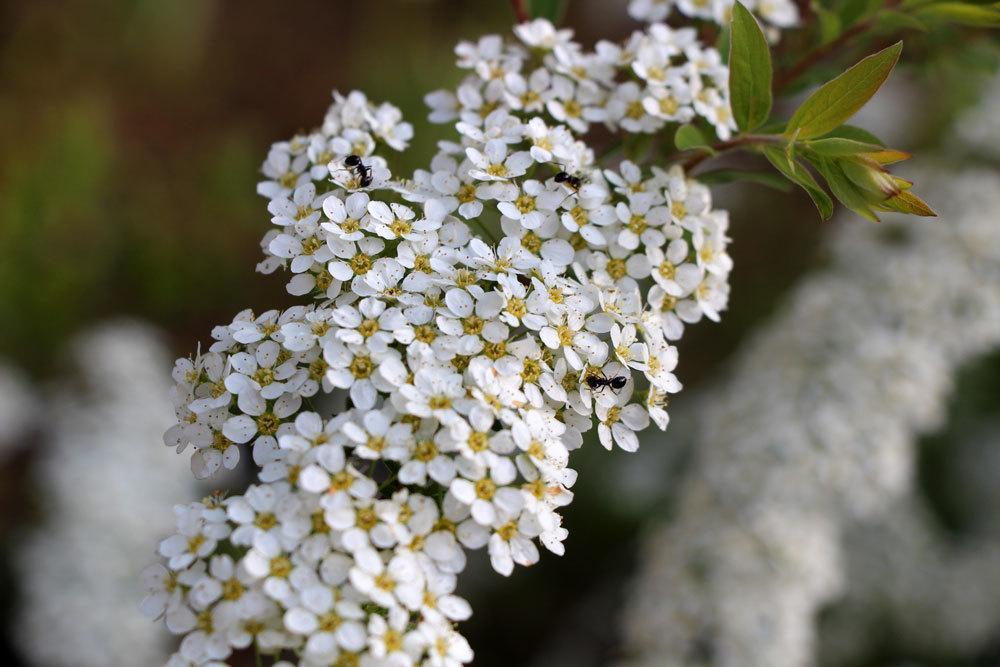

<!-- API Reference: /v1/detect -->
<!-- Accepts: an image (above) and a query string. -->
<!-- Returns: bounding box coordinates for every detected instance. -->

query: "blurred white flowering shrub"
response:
[16,324,192,667]
[618,162,1000,666]
[629,0,799,33]
[0,360,35,460]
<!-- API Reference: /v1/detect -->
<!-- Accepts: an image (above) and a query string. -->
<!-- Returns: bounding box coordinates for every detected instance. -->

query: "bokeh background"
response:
[1,1,999,665]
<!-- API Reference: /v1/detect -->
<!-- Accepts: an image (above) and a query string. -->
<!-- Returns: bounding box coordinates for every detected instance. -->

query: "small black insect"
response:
[554,171,583,191]
[344,154,373,187]
[585,370,628,393]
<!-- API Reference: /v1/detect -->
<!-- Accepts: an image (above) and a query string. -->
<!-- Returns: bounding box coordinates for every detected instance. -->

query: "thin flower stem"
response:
[255,644,263,667]
[378,473,399,493]
[509,0,530,23]
[470,216,500,243]
[680,134,785,173]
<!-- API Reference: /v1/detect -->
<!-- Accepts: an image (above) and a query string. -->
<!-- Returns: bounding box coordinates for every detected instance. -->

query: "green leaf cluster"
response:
[721,3,936,221]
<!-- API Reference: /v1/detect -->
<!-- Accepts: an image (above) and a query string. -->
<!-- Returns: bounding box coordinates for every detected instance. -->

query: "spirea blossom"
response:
[628,0,799,33]
[146,18,732,666]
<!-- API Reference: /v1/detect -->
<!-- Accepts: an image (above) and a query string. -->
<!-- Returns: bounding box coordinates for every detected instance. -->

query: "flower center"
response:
[350,253,373,274]
[256,412,279,436]
[429,395,452,410]
[457,183,478,203]
[270,556,292,578]
[462,315,485,335]
[475,478,496,499]
[349,355,374,379]
[486,163,508,178]
[414,440,438,462]
[222,577,244,601]
[607,258,627,279]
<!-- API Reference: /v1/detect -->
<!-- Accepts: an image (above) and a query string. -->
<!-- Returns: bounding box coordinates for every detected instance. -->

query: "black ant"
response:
[554,171,583,191]
[584,369,628,393]
[343,154,373,188]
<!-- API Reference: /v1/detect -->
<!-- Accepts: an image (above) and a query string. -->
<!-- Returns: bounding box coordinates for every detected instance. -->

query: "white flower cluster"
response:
[628,0,799,32]
[618,166,1000,667]
[426,17,735,140]
[16,324,191,667]
[145,17,733,667]
[0,359,36,460]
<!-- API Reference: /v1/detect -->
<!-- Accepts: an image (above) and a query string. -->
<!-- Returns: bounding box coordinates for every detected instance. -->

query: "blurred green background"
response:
[1,1,999,665]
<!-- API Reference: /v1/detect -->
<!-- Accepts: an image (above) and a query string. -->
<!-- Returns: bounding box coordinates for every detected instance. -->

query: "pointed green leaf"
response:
[762,146,834,219]
[877,9,929,32]
[728,2,773,131]
[915,3,1000,27]
[806,137,885,157]
[674,124,714,152]
[877,189,937,216]
[814,157,880,222]
[785,41,903,140]
[816,6,843,44]
[819,124,886,146]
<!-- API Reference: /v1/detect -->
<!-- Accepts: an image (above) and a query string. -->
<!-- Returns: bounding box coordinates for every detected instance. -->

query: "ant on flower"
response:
[554,170,583,191]
[584,367,629,394]
[343,154,373,187]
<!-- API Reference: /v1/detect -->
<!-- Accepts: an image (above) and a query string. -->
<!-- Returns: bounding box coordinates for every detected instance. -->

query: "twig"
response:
[772,21,871,93]
[681,134,783,173]
[772,0,902,94]
[509,0,530,23]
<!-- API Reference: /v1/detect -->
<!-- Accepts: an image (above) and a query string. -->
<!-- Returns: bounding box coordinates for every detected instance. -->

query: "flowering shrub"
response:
[145,17,732,666]
[140,0,958,663]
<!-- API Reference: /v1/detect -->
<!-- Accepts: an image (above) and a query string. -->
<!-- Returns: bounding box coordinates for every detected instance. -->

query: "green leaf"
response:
[877,9,929,31]
[816,6,843,44]
[915,2,1000,27]
[716,25,731,64]
[527,0,567,21]
[878,189,936,216]
[819,124,886,146]
[696,168,793,191]
[762,146,834,219]
[806,137,885,157]
[674,124,715,152]
[728,2,773,131]
[814,157,880,222]
[841,0,880,25]
[785,41,903,140]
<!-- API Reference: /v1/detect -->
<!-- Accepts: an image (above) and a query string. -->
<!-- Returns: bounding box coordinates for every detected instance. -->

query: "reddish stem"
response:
[773,0,902,94]
[681,135,777,173]
[509,0,530,23]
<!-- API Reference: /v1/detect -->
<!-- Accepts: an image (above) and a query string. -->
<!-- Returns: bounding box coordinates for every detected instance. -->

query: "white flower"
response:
[596,401,650,452]
[488,508,541,576]
[322,191,371,241]
[400,368,466,426]
[343,406,411,461]
[159,503,231,570]
[349,547,424,611]
[449,454,523,526]
[466,139,532,181]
